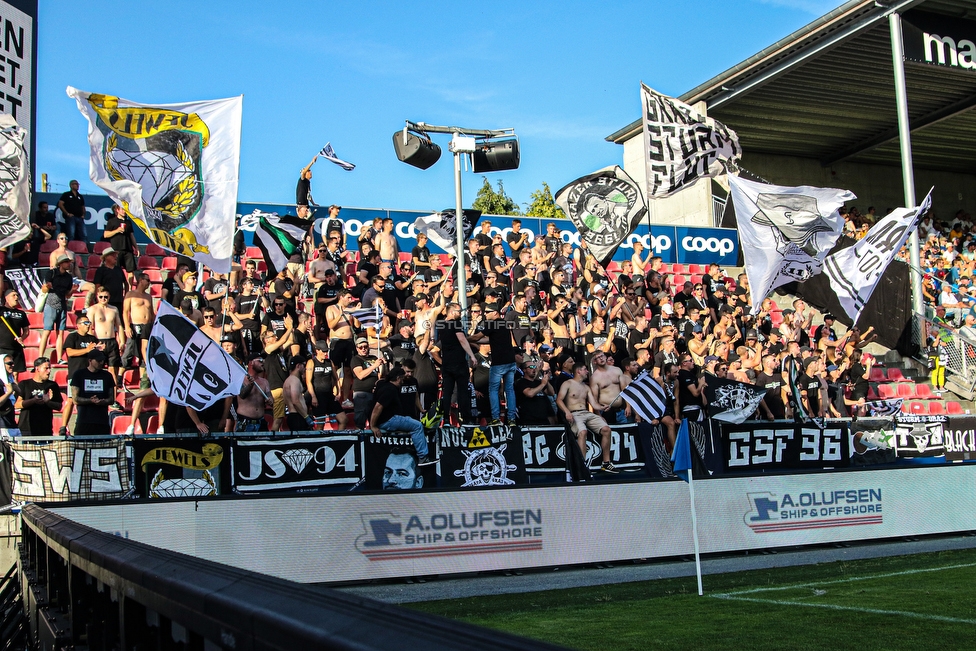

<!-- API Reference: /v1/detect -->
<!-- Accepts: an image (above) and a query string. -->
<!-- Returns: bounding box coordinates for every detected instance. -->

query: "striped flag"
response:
[350,303,382,330]
[319,142,355,171]
[5,267,44,311]
[864,397,904,417]
[252,210,314,278]
[619,370,667,422]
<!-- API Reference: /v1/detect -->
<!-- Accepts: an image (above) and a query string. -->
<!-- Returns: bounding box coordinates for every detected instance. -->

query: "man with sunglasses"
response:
[59,316,103,435]
[17,358,63,437]
[324,205,344,249]
[92,247,128,313]
[87,285,125,392]
[236,356,273,433]
[309,243,336,297]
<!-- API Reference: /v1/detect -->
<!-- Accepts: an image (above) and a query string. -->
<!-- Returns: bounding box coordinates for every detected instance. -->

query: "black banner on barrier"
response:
[363,432,437,491]
[849,418,897,466]
[722,421,851,472]
[521,423,646,474]
[438,425,527,488]
[10,439,130,502]
[893,413,947,458]
[230,435,364,494]
[0,441,11,505]
[944,416,976,461]
[132,439,231,499]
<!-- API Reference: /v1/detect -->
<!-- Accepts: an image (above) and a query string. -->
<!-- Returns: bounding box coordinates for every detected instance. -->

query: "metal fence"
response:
[914,312,976,395]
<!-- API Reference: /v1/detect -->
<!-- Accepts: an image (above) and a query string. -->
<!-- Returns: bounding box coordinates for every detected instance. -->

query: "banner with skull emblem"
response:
[0,113,31,250]
[67,87,242,273]
[146,300,247,410]
[728,174,854,314]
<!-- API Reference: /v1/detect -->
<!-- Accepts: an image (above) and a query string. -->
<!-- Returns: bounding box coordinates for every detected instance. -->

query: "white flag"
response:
[0,113,31,249]
[67,87,242,273]
[728,175,854,314]
[641,83,741,199]
[319,142,355,171]
[825,190,933,323]
[146,301,246,411]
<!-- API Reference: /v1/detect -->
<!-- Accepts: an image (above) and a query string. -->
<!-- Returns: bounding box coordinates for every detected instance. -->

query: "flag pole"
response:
[687,460,704,596]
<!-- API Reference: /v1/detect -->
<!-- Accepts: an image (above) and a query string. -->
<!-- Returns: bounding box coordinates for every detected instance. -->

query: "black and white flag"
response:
[5,267,44,311]
[146,301,247,410]
[248,210,314,278]
[705,375,767,424]
[641,83,741,199]
[554,165,646,267]
[413,208,482,253]
[864,398,904,417]
[825,190,933,323]
[350,303,382,330]
[0,114,32,250]
[319,142,356,171]
[619,371,667,422]
[728,175,854,314]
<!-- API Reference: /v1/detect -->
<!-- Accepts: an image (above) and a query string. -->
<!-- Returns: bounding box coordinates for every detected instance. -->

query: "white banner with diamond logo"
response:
[231,435,364,493]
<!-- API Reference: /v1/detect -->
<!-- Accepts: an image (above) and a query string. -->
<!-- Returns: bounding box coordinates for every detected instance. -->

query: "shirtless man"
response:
[326,290,358,407]
[308,243,336,295]
[374,217,399,262]
[236,357,273,433]
[122,273,155,373]
[88,285,126,389]
[589,351,632,424]
[556,361,616,473]
[283,357,314,431]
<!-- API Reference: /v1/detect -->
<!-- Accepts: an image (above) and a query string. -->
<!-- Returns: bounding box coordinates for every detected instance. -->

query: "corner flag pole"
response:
[673,417,704,595]
[687,458,703,596]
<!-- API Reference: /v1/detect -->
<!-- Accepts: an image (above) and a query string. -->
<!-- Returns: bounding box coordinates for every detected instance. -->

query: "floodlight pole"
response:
[888,12,924,316]
[404,121,516,316]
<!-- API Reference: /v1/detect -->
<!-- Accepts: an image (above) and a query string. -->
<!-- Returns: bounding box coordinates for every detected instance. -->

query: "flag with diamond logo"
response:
[67,86,242,273]
[231,436,364,493]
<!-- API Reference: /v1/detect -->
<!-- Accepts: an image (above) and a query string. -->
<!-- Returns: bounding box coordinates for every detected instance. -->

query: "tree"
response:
[471,177,520,215]
[524,182,566,221]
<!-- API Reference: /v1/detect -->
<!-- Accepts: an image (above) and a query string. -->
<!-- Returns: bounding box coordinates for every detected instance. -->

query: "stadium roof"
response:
[606,0,976,173]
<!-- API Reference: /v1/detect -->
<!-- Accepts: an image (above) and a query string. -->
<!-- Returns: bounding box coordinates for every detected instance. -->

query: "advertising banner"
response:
[903,10,976,72]
[437,425,527,488]
[230,435,363,494]
[132,439,230,499]
[721,420,851,472]
[10,439,129,502]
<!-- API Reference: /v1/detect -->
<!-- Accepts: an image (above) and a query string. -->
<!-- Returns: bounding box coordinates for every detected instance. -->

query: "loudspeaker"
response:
[473,138,520,172]
[392,131,442,170]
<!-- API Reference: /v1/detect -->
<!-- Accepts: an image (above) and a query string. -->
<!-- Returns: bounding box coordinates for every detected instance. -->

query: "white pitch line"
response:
[714,561,976,597]
[713,594,976,626]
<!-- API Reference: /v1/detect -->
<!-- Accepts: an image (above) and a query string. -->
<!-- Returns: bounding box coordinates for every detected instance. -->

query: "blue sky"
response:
[37,0,844,211]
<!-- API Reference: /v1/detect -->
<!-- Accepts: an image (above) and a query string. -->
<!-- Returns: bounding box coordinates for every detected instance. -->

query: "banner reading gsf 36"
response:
[67,87,242,273]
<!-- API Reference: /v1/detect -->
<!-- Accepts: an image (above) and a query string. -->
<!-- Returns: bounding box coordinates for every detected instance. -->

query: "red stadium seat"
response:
[144,414,159,435]
[866,385,879,401]
[606,261,621,272]
[16,371,31,383]
[869,367,887,382]
[38,252,50,267]
[161,256,178,270]
[896,383,915,398]
[67,312,78,329]
[877,384,898,400]
[947,401,965,415]
[144,269,163,283]
[928,402,945,416]
[21,331,42,347]
[149,283,163,298]
[245,246,263,260]
[23,348,39,369]
[111,415,132,435]
[688,264,705,274]
[886,368,909,382]
[689,274,702,285]
[39,241,58,253]
[137,256,160,269]
[910,401,926,414]
[52,412,63,433]
[87,254,101,268]
[85,268,98,282]
[914,384,935,400]
[71,297,88,312]
[672,275,686,287]
[67,241,89,254]
[27,312,44,329]
[53,369,67,388]
[93,242,112,254]
[145,243,167,256]
[671,264,685,274]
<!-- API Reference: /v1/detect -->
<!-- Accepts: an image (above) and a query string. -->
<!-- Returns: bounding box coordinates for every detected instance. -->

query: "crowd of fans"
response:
[0,181,914,474]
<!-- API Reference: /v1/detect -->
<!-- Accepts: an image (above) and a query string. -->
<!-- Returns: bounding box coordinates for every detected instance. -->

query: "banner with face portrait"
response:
[67,87,242,273]
[554,165,647,267]
[728,175,854,314]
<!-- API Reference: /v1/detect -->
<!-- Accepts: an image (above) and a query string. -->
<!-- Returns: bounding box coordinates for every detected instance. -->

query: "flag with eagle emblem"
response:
[146,301,246,410]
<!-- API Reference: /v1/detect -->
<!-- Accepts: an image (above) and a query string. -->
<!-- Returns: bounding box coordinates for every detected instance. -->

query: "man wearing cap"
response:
[103,205,140,286]
[307,341,346,429]
[236,357,272,433]
[59,315,102,435]
[39,254,76,363]
[92,247,128,313]
[814,314,838,348]
[173,270,205,313]
[70,350,116,435]
[17,358,63,437]
[352,336,383,428]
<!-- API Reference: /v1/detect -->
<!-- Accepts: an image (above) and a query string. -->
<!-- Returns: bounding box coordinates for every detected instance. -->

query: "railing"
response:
[18,503,567,651]
[914,311,976,397]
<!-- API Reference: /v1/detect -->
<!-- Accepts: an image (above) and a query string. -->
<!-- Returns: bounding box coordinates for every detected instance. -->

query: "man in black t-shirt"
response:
[847,351,873,417]
[474,221,494,256]
[93,248,129,312]
[438,303,478,424]
[70,351,116,435]
[677,354,705,421]
[506,219,529,257]
[483,305,518,423]
[0,289,29,372]
[103,205,140,282]
[17,359,63,437]
[369,367,431,463]
[756,354,787,420]
[57,179,86,242]
[515,361,554,425]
